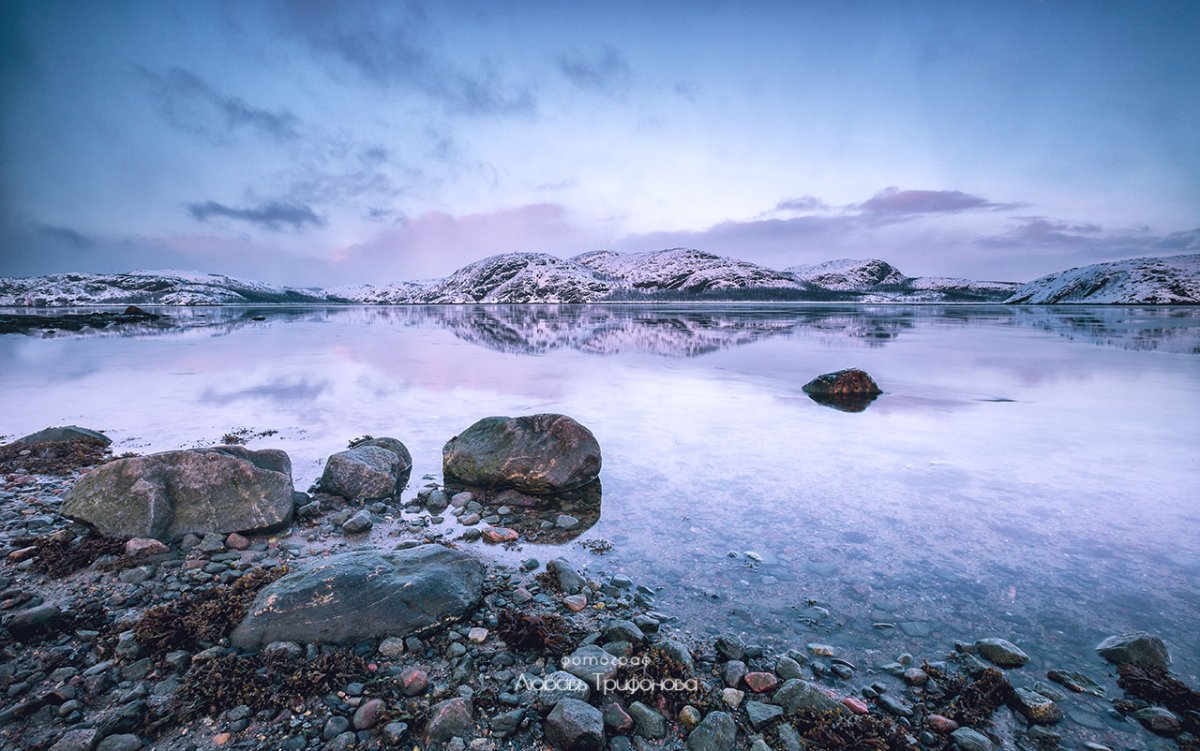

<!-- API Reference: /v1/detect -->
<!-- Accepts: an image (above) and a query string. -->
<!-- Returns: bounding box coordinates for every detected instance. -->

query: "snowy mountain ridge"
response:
[2,251,1197,306]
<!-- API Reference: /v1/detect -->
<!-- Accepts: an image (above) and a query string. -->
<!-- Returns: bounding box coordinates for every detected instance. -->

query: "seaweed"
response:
[1117,663,1200,735]
[577,538,613,554]
[790,709,918,751]
[14,534,126,579]
[496,608,573,653]
[0,438,110,474]
[610,644,707,713]
[132,566,283,655]
[173,649,372,720]
[935,667,1014,727]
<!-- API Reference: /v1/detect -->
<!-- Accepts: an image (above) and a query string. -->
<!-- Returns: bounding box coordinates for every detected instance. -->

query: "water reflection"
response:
[3,303,1197,355]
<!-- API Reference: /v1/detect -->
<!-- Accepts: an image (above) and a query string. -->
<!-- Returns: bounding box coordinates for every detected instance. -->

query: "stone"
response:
[7,603,62,639]
[678,705,701,729]
[686,711,736,751]
[744,700,783,730]
[379,636,406,658]
[482,527,518,543]
[562,644,620,688]
[443,414,602,495]
[722,660,747,688]
[927,714,959,733]
[124,538,168,557]
[801,369,882,396]
[772,679,847,716]
[490,709,525,738]
[426,697,474,742]
[660,639,696,673]
[628,701,667,739]
[533,671,591,704]
[353,698,386,730]
[49,728,100,751]
[400,667,429,696]
[468,627,488,643]
[14,425,110,446]
[714,634,745,662]
[602,620,644,644]
[547,558,586,594]
[974,638,1030,668]
[341,510,373,534]
[1011,687,1062,725]
[1095,631,1170,670]
[1131,706,1181,736]
[320,445,406,500]
[355,437,413,473]
[96,736,142,751]
[231,545,485,647]
[224,532,250,550]
[744,672,779,693]
[720,688,744,708]
[775,656,803,680]
[950,727,993,751]
[603,703,633,733]
[544,698,604,751]
[62,447,293,541]
[563,595,588,612]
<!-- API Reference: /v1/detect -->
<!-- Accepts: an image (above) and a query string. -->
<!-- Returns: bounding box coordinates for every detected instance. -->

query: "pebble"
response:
[563,594,588,612]
[720,688,744,708]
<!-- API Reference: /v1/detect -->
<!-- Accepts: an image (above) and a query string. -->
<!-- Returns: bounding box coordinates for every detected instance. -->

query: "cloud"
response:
[274,1,535,116]
[138,66,301,144]
[774,196,829,212]
[977,217,1200,263]
[186,200,324,231]
[30,222,94,249]
[1157,228,1200,251]
[857,186,1023,216]
[333,202,598,278]
[558,46,631,92]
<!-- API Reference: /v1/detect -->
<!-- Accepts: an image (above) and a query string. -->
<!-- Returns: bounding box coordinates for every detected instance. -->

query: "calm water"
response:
[3,305,1199,688]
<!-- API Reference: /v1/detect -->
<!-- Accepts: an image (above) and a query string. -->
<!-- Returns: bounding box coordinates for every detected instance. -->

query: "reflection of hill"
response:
[3,304,1196,356]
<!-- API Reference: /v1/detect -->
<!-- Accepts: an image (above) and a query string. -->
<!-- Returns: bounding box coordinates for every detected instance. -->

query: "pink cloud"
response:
[333,203,602,279]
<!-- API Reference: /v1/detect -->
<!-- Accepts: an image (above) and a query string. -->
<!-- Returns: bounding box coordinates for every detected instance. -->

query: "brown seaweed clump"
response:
[173,649,370,720]
[611,644,708,714]
[15,534,126,579]
[1118,663,1200,735]
[933,667,1015,727]
[0,438,110,474]
[790,709,918,751]
[496,608,573,653]
[133,566,283,655]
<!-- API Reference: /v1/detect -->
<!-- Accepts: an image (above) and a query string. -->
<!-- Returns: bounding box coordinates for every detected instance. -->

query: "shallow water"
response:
[2,304,1198,691]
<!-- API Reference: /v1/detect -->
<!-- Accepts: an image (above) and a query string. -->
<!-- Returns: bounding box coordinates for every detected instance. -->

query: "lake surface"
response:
[3,304,1198,693]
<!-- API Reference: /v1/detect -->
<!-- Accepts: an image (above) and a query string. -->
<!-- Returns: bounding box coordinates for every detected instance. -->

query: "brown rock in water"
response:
[801,368,882,412]
[443,414,601,496]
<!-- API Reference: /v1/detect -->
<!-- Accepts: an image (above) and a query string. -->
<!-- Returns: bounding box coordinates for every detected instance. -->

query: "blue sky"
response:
[1,0,1197,285]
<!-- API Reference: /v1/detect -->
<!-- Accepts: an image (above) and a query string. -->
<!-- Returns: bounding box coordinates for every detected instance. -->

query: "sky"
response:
[1,0,1198,286]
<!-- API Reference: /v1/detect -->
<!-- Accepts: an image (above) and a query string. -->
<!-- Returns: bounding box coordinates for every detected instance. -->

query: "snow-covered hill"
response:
[576,248,803,295]
[417,253,614,304]
[1005,254,1200,304]
[0,271,342,306]
[787,258,907,291]
[784,258,1020,302]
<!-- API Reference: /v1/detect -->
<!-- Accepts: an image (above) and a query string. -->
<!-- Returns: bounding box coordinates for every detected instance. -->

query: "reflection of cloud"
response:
[200,377,330,405]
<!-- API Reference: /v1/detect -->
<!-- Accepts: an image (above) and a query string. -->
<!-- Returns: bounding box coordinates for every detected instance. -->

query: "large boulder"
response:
[13,425,111,447]
[230,545,485,648]
[443,414,601,495]
[319,444,409,500]
[1095,631,1170,671]
[544,699,604,751]
[61,447,293,541]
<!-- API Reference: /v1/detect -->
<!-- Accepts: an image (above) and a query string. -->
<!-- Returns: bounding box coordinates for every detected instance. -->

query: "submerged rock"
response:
[230,545,484,648]
[975,637,1030,668]
[801,368,882,412]
[1095,631,1170,670]
[443,414,602,495]
[62,447,294,541]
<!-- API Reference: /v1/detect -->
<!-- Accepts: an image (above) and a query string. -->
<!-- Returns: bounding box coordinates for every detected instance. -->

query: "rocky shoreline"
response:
[1,424,1197,751]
